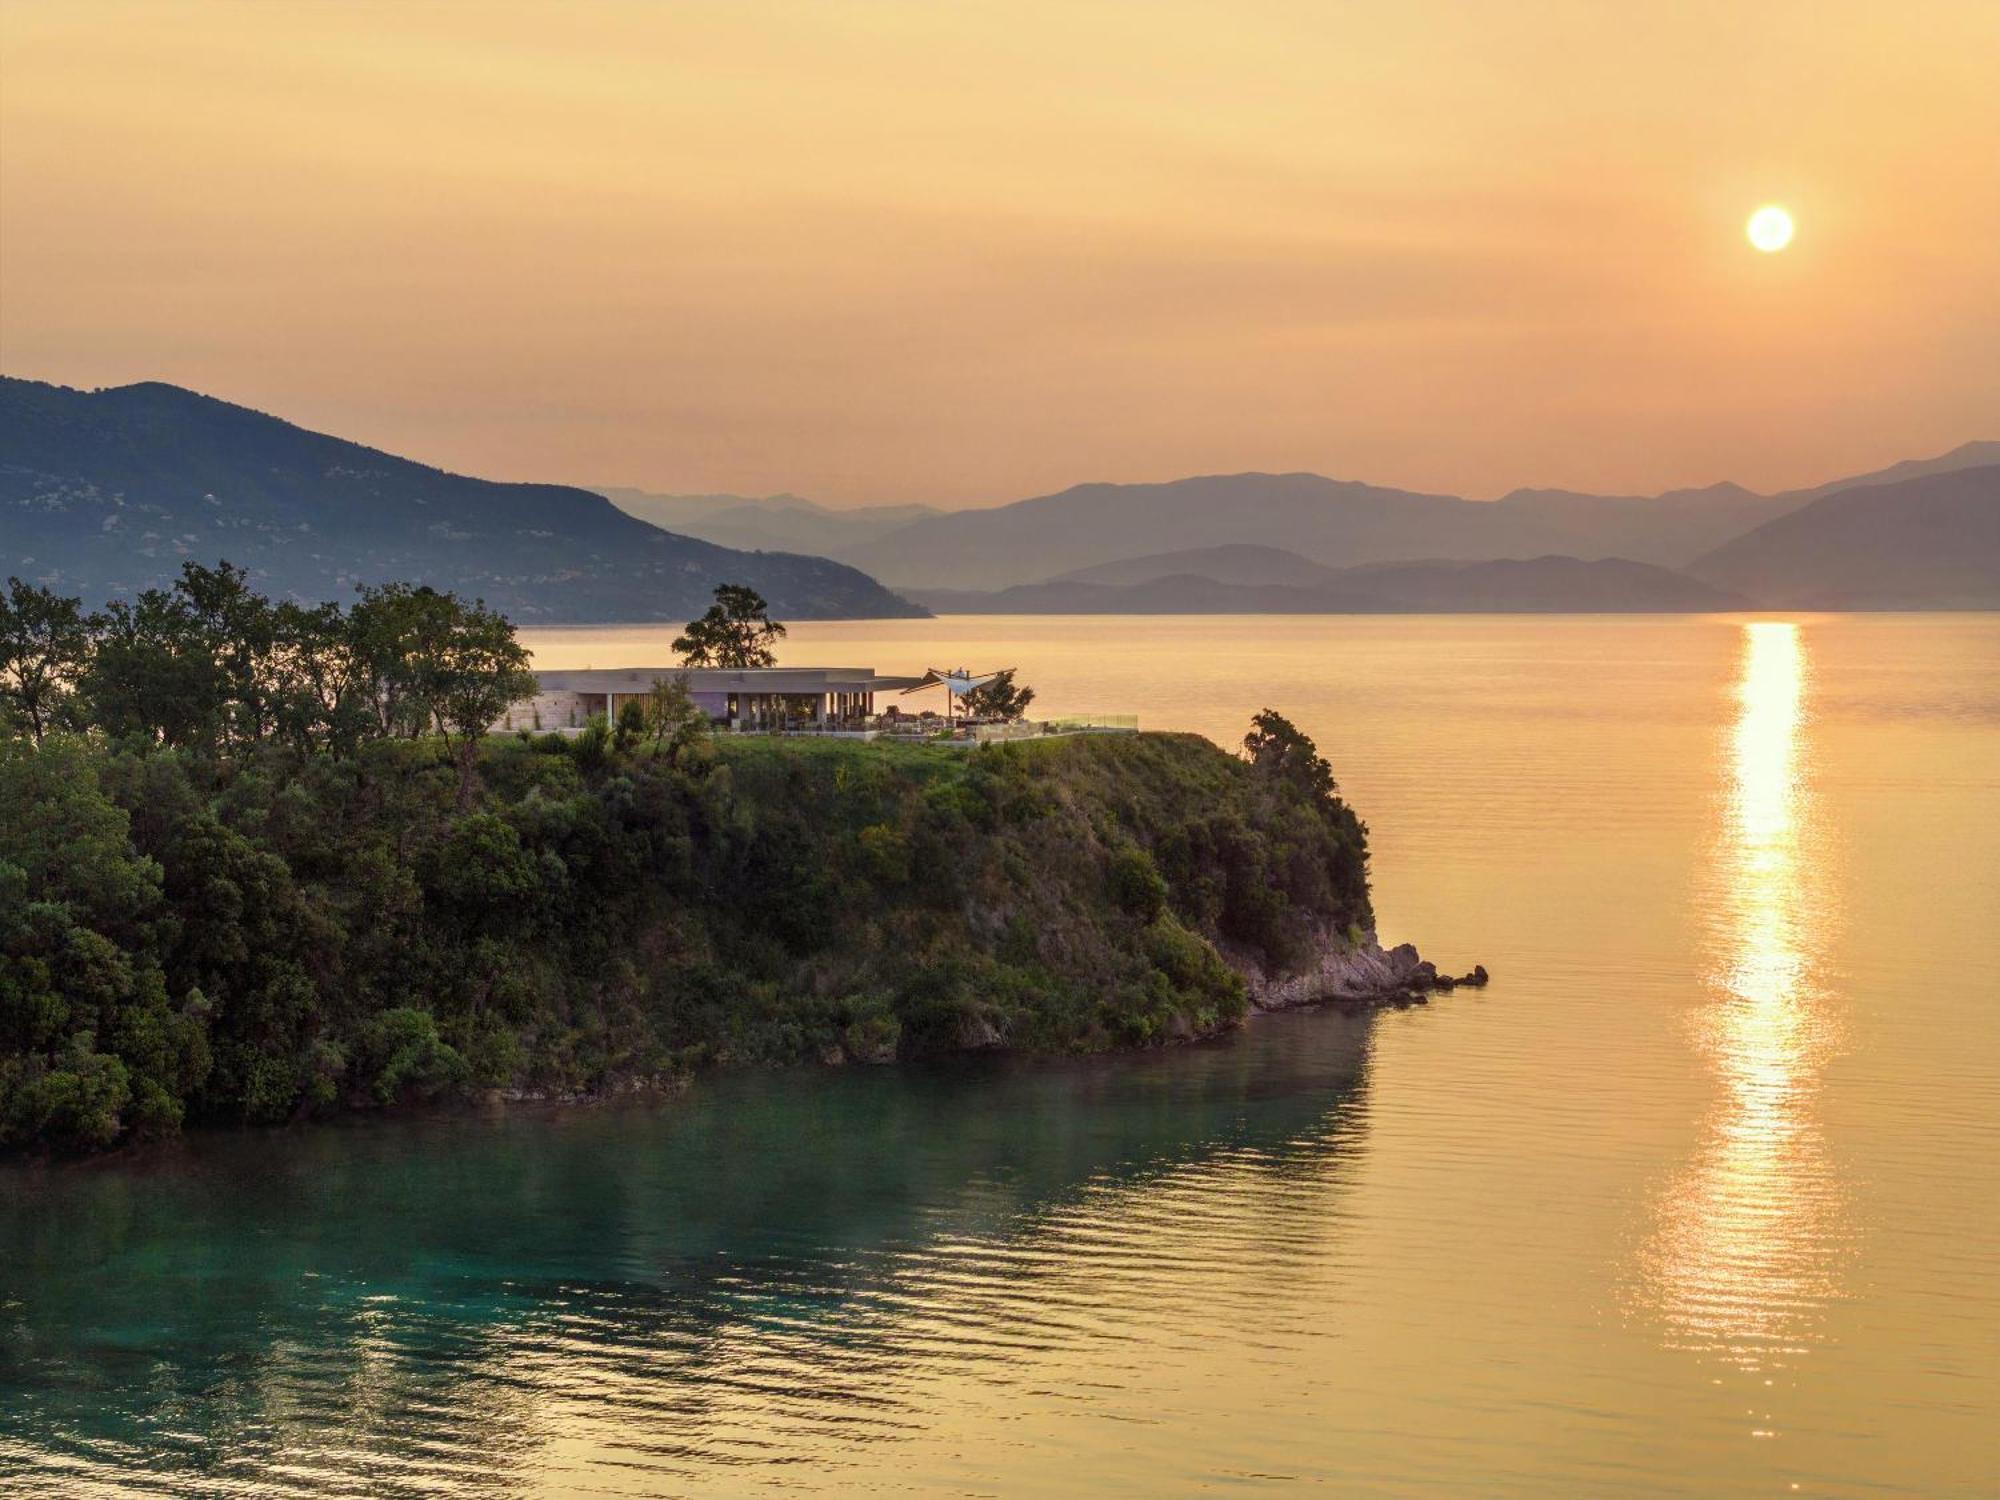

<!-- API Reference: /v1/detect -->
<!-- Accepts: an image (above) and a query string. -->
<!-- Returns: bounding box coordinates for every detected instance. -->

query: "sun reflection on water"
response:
[1641,621,1848,1369]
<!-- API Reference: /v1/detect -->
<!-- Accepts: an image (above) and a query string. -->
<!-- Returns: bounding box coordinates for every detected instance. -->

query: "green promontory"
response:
[1,727,1371,1155]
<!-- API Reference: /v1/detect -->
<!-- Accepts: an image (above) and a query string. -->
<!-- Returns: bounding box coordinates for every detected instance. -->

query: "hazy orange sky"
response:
[2,1,1995,506]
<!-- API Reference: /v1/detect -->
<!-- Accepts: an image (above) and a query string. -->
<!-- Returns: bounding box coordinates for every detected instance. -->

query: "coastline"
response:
[18,934,1492,1167]
[1235,932,1489,1015]
[4,723,1388,1158]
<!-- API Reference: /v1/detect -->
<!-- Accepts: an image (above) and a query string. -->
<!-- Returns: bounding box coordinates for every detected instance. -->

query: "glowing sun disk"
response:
[1747,205,1795,253]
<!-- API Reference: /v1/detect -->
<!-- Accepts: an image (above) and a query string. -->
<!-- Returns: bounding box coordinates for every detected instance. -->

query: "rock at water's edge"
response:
[1234,931,1487,1013]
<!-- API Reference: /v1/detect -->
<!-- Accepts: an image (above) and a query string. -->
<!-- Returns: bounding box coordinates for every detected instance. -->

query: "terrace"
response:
[499,666,1135,742]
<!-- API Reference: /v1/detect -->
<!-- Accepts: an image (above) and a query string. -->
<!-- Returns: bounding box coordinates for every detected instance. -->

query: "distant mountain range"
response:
[0,379,924,621]
[5,376,1991,619]
[1689,466,2000,609]
[599,487,941,556]
[904,458,1998,614]
[828,444,2000,593]
[648,446,1992,616]
[914,550,1751,615]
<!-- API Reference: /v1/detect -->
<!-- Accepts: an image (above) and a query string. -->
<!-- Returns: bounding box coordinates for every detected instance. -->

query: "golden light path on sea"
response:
[1641,621,1849,1370]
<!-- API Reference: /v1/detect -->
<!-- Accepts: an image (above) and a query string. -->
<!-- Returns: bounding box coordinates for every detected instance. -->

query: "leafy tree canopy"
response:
[1242,708,1338,804]
[673,584,786,668]
[643,673,711,762]
[0,577,93,743]
[12,563,535,797]
[963,669,1036,721]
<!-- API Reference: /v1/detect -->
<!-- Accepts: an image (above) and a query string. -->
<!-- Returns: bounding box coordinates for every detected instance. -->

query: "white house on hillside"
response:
[499,666,927,733]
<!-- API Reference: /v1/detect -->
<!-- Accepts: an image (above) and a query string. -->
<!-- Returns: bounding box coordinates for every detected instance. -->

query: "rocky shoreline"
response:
[233,938,1489,1126]
[1237,932,1488,1015]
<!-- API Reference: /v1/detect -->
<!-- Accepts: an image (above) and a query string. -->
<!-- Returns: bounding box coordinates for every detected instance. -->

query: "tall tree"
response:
[672,584,786,668]
[82,587,230,751]
[644,672,709,759]
[1242,709,1338,803]
[171,562,277,746]
[402,596,537,808]
[268,600,370,756]
[0,578,93,742]
[348,583,460,739]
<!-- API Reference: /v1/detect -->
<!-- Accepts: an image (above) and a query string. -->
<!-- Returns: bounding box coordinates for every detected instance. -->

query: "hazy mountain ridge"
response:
[839,473,1556,590]
[7,376,1986,617]
[599,486,941,556]
[842,444,1998,603]
[1055,544,1351,590]
[915,458,1998,614]
[1689,465,2000,609]
[914,554,1750,615]
[1777,440,2000,502]
[0,379,925,621]
[1486,482,1789,567]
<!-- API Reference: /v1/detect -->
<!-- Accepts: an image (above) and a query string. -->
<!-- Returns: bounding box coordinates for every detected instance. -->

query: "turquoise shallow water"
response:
[5,613,1998,1496]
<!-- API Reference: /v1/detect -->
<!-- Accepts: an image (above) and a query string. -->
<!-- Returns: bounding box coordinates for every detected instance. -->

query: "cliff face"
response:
[1,729,1374,1154]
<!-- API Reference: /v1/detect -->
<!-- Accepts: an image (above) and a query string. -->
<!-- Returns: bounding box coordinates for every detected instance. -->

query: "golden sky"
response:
[2,0,1995,506]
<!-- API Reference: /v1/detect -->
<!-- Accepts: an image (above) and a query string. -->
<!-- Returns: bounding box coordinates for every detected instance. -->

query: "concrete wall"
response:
[497,690,599,732]
[496,688,741,733]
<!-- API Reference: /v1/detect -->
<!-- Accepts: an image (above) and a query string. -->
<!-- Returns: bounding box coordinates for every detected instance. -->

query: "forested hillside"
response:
[0,568,1372,1155]
[0,378,923,621]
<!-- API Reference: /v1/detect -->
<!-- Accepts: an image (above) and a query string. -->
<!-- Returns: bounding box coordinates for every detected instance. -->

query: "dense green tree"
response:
[0,737,207,1150]
[614,698,648,753]
[963,669,1036,721]
[81,585,229,750]
[673,584,786,668]
[67,563,377,757]
[173,562,279,745]
[268,600,373,756]
[358,1007,470,1105]
[427,814,545,938]
[348,583,461,739]
[1242,708,1338,803]
[401,597,537,808]
[643,673,710,760]
[0,577,93,742]
[11,570,558,779]
[0,737,161,943]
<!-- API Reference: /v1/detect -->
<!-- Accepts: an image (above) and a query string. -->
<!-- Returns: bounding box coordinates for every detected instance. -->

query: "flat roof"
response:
[530,666,927,693]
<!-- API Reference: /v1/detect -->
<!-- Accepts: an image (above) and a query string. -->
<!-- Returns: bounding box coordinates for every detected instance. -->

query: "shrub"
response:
[856,822,912,885]
[362,1007,471,1105]
[0,1044,131,1153]
[614,699,647,752]
[1108,845,1168,922]
[842,1009,902,1064]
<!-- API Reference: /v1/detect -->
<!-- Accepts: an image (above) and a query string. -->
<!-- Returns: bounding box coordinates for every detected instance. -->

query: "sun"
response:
[1747,205,1795,253]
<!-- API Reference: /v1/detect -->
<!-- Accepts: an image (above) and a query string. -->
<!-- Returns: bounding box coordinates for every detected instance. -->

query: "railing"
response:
[518,715,1145,745]
[965,715,1137,743]
[764,725,881,739]
[1038,714,1139,734]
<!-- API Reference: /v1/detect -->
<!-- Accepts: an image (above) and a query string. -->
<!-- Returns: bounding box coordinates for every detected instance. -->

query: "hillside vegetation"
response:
[0,725,1371,1156]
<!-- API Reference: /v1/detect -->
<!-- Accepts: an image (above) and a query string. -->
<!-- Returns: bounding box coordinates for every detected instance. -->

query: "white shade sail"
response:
[902,668,1009,698]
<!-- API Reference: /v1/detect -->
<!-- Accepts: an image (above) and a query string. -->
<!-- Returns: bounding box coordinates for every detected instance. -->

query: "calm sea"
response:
[4,614,1997,1497]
